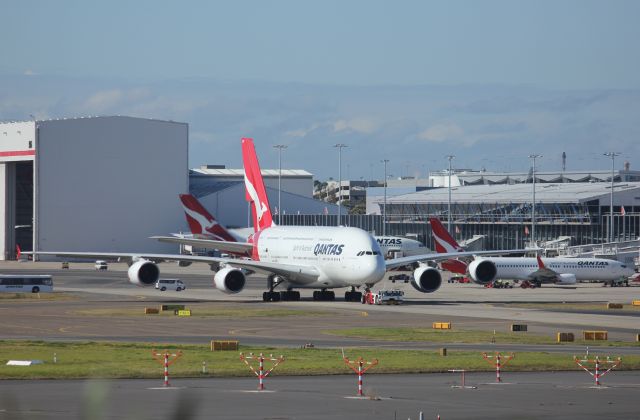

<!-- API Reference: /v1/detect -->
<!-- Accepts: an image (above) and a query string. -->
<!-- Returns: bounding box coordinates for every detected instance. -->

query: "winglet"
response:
[179,194,237,242]
[429,218,464,253]
[241,138,274,232]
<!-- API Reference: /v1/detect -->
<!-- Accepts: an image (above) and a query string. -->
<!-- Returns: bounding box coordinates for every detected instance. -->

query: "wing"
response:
[150,236,253,255]
[24,251,320,286]
[385,249,526,270]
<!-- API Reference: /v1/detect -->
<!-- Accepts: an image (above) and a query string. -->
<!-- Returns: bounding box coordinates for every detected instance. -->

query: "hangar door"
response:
[1,161,33,260]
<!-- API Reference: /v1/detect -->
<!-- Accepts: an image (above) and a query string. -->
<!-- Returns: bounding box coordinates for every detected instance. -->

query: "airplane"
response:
[429,217,635,287]
[165,193,428,259]
[25,138,522,302]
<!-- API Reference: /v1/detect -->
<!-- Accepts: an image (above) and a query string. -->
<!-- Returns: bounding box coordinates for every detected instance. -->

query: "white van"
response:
[155,279,186,292]
[94,260,108,270]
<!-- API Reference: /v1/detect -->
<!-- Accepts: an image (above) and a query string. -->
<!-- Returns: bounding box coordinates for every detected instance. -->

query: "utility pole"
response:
[528,154,542,248]
[603,152,620,243]
[446,155,455,232]
[381,159,390,236]
[273,145,287,225]
[334,144,347,226]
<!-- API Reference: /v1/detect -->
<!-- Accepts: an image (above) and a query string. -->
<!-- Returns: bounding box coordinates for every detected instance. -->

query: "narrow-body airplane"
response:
[429,217,634,287]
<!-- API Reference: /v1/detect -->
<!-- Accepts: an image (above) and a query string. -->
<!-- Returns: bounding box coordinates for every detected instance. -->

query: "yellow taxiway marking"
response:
[136,295,147,300]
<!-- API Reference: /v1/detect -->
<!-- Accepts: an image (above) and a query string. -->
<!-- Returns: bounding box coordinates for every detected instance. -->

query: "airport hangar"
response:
[0,115,338,260]
[0,116,189,260]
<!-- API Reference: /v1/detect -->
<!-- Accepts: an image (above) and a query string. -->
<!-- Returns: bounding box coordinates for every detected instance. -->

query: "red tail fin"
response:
[179,194,236,242]
[536,255,546,269]
[429,218,463,253]
[16,244,21,260]
[241,138,274,232]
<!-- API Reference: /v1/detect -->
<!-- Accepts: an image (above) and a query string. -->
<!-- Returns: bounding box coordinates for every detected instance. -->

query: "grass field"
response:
[71,306,331,318]
[1,340,638,380]
[0,292,76,301]
[504,302,640,312]
[323,327,640,347]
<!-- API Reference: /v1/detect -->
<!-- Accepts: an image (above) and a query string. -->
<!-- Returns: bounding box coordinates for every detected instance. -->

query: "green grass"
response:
[1,340,638,380]
[323,327,640,347]
[504,302,640,312]
[72,306,330,318]
[0,292,76,301]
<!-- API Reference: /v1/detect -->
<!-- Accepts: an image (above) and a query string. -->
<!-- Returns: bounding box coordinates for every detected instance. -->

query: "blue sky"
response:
[1,1,639,179]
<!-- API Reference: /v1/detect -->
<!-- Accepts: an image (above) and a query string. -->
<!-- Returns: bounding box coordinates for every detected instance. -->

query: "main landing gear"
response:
[312,289,335,301]
[263,275,300,302]
[344,286,362,302]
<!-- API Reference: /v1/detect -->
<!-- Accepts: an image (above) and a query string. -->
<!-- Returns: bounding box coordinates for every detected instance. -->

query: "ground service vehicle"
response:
[362,289,404,305]
[94,260,108,270]
[0,275,53,293]
[155,279,186,291]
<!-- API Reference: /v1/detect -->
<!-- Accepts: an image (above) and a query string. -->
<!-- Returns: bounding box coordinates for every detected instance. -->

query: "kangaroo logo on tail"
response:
[179,194,236,242]
[242,138,274,232]
[429,218,464,253]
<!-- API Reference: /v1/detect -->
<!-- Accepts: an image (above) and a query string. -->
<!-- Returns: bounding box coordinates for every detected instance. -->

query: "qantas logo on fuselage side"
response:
[377,238,402,246]
[577,261,609,266]
[313,243,345,256]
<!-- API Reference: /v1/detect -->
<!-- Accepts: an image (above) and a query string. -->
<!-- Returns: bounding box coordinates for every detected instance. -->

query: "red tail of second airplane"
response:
[429,217,468,275]
[242,138,274,232]
[429,217,464,253]
[179,194,237,242]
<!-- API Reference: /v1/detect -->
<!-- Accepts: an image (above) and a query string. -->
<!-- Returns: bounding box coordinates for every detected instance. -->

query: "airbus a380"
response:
[429,217,634,287]
[167,193,427,258]
[26,138,519,302]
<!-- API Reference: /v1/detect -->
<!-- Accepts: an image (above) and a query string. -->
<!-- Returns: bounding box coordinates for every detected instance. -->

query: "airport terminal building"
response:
[0,116,188,260]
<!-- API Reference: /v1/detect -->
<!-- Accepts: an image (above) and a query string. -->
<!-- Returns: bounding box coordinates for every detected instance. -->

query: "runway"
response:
[2,372,639,419]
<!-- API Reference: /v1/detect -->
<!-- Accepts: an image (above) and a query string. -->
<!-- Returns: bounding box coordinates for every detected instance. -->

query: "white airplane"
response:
[26,138,520,302]
[162,193,428,258]
[429,217,635,287]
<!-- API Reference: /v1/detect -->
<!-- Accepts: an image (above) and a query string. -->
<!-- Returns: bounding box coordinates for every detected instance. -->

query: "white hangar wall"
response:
[35,116,188,257]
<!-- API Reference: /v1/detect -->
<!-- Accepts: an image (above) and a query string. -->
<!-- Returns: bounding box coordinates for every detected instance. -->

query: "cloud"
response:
[332,117,378,134]
[23,69,38,76]
[418,123,464,142]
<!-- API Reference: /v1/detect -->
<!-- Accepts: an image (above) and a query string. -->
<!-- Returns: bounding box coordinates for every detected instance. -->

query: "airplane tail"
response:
[429,218,464,253]
[179,194,237,242]
[242,138,274,232]
[536,255,546,269]
[15,244,21,260]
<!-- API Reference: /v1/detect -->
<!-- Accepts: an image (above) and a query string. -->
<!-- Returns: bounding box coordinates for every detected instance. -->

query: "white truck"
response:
[362,289,405,305]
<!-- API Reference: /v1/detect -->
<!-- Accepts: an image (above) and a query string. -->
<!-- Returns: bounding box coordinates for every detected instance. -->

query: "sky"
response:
[1,0,639,179]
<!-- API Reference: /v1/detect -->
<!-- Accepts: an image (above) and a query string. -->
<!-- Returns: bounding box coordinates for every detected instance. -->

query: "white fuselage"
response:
[375,236,428,257]
[486,257,634,282]
[254,226,386,288]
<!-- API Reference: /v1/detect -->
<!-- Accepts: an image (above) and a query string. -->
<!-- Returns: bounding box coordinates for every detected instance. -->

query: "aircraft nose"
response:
[362,256,386,283]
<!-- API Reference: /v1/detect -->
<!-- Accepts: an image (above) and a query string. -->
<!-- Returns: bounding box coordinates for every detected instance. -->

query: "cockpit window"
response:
[358,250,381,256]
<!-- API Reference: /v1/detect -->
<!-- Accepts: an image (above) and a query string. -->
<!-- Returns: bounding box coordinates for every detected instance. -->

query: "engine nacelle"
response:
[213,267,246,294]
[468,259,497,285]
[127,260,160,287]
[556,273,577,285]
[410,264,442,293]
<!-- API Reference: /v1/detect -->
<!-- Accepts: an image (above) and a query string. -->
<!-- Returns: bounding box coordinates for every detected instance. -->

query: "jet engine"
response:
[556,273,577,285]
[410,264,442,293]
[468,259,497,285]
[127,260,160,287]
[213,267,246,294]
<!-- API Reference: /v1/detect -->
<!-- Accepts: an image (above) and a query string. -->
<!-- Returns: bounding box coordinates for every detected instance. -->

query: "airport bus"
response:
[0,275,53,293]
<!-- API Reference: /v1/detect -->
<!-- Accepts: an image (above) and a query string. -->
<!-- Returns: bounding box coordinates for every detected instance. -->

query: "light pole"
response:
[446,155,455,232]
[528,154,542,248]
[381,159,389,236]
[334,144,347,226]
[603,152,620,243]
[273,144,287,225]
